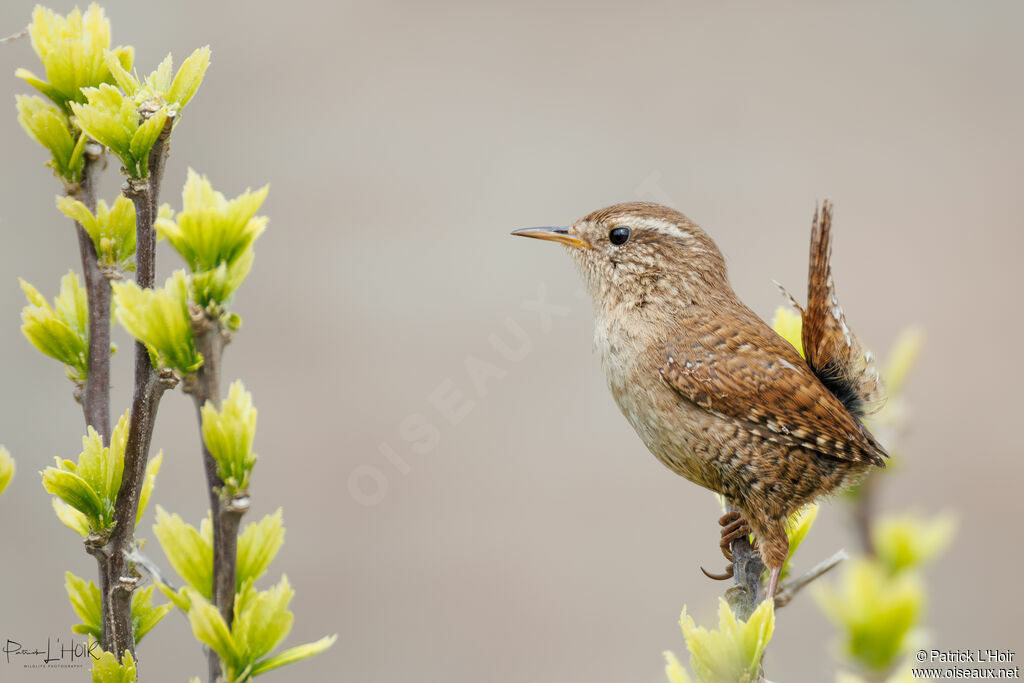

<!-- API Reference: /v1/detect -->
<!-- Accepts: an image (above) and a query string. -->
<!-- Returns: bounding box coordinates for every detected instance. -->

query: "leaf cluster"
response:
[70,49,209,179]
[112,271,202,374]
[58,195,137,275]
[15,4,210,182]
[157,169,268,309]
[20,272,91,387]
[65,572,171,646]
[152,508,334,681]
[42,411,162,537]
[665,598,775,683]
[202,380,259,496]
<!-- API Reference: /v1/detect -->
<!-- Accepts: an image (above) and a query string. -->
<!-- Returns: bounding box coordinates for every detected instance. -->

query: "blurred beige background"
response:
[2,1,1022,681]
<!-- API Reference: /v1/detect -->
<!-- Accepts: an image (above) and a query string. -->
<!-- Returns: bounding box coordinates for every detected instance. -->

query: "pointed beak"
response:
[511,226,591,249]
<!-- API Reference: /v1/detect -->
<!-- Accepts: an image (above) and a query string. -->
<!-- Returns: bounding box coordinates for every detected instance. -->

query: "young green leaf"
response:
[860,327,927,462]
[189,254,255,311]
[165,526,333,678]
[66,572,102,640]
[182,574,336,680]
[662,651,695,683]
[883,327,925,396]
[781,503,819,580]
[156,582,194,614]
[129,107,168,168]
[75,412,129,513]
[41,412,133,534]
[104,46,211,114]
[202,380,258,495]
[20,272,90,386]
[156,169,268,307]
[872,512,956,575]
[52,497,91,536]
[15,4,134,113]
[15,95,87,184]
[90,648,137,683]
[0,447,14,497]
[136,452,163,526]
[42,468,104,529]
[152,506,213,598]
[39,411,142,540]
[233,575,295,663]
[112,271,202,374]
[814,558,923,672]
[250,635,338,677]
[185,590,241,673]
[57,195,137,274]
[131,584,173,644]
[237,509,285,590]
[167,47,212,111]
[145,54,174,97]
[771,305,804,358]
[70,84,169,179]
[103,50,141,95]
[70,84,132,158]
[679,598,775,683]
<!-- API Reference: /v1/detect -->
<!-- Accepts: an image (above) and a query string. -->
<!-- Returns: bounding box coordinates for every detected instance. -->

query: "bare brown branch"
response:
[92,131,174,663]
[70,143,112,443]
[183,307,244,683]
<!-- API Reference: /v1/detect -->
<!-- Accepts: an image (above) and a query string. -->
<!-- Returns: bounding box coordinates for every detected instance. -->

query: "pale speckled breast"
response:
[594,315,718,488]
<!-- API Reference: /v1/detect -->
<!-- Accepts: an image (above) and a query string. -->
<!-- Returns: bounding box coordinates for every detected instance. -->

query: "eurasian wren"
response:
[513,200,886,601]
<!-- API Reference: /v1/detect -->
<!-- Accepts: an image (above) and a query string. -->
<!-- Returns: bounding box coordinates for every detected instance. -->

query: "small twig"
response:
[70,143,112,444]
[145,111,174,217]
[773,549,848,609]
[724,505,764,622]
[94,130,175,664]
[214,494,249,612]
[100,365,177,658]
[126,547,177,592]
[852,472,878,556]
[127,547,203,637]
[0,26,28,43]
[125,183,155,290]
[69,148,116,636]
[183,306,241,683]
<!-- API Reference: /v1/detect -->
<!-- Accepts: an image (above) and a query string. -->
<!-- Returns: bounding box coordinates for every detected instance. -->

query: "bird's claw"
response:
[701,564,734,580]
[702,511,755,582]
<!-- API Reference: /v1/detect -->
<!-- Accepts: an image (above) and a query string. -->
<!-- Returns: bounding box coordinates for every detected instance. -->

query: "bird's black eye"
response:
[609,226,631,246]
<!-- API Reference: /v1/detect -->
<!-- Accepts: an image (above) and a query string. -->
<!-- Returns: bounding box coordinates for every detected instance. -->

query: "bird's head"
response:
[513,202,731,314]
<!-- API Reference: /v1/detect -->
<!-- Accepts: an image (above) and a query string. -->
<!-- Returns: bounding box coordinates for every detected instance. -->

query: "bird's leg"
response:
[766,564,783,602]
[701,511,753,581]
[759,526,790,604]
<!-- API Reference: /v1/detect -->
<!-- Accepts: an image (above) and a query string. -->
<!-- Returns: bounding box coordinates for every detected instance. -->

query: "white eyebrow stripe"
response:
[639,217,691,240]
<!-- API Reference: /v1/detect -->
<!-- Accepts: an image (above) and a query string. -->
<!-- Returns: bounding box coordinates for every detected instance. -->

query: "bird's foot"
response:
[718,511,754,561]
[700,512,754,581]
